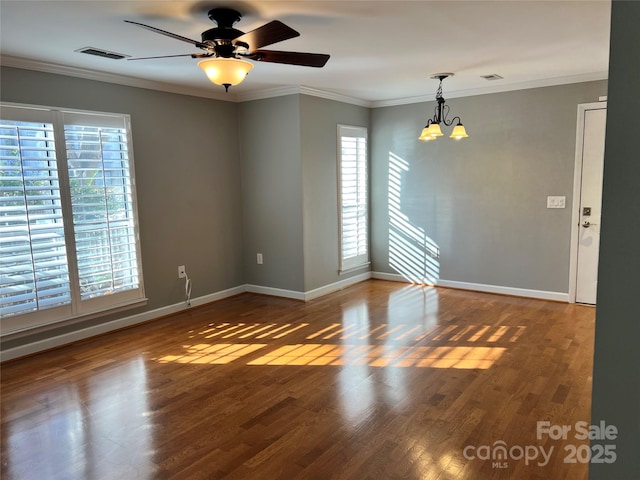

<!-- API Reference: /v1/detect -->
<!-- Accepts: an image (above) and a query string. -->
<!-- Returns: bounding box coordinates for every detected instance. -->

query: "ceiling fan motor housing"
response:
[207,8,242,27]
[202,8,246,57]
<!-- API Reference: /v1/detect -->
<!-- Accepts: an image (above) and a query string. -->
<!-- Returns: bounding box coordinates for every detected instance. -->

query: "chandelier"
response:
[419,74,468,141]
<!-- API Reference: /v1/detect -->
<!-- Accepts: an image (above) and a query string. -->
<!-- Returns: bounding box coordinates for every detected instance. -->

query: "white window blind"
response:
[0,119,72,318]
[64,119,139,301]
[1,105,145,334]
[338,125,369,272]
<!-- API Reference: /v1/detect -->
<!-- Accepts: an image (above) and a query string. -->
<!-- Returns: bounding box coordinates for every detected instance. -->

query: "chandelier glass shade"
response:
[198,58,254,91]
[419,74,468,141]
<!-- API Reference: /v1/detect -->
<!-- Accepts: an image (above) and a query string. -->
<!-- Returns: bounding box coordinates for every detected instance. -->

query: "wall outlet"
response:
[178,265,186,278]
[547,196,566,209]
[256,253,263,265]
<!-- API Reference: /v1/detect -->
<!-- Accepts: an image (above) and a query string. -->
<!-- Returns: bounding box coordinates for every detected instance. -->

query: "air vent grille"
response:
[481,74,504,81]
[75,47,129,60]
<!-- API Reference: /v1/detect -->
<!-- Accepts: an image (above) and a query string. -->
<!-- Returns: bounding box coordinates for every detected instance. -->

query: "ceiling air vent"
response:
[75,47,129,60]
[481,74,504,81]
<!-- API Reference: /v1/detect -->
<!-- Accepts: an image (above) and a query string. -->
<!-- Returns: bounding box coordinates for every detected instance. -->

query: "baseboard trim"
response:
[436,279,568,302]
[246,273,372,301]
[2,277,364,361]
[190,285,248,307]
[245,284,306,301]
[371,272,408,283]
[1,274,568,361]
[371,271,569,302]
[304,272,372,300]
[0,285,245,362]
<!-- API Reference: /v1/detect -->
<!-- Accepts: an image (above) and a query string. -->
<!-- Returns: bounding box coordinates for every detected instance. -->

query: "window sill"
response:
[339,262,371,276]
[1,297,149,340]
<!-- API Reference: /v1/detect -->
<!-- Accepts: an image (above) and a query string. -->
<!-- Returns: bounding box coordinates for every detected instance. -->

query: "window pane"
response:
[0,121,71,318]
[1,106,144,333]
[338,127,368,271]
[64,125,140,300]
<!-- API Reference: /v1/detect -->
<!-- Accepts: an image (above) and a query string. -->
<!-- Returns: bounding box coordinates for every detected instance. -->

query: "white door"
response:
[575,107,607,304]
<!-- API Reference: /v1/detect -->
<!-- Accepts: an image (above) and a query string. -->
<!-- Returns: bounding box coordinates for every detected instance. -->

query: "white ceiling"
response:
[0,0,611,105]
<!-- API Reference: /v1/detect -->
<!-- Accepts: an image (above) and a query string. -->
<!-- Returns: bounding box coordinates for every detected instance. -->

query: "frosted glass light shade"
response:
[450,124,469,139]
[419,127,434,141]
[427,123,443,137]
[198,58,254,87]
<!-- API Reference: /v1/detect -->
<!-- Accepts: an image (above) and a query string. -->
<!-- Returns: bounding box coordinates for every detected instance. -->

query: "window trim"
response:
[337,124,369,274]
[1,102,146,336]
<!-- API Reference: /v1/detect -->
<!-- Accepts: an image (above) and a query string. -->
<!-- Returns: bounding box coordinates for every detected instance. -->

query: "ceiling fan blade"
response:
[235,21,299,50]
[127,53,212,61]
[249,50,330,68]
[124,20,207,49]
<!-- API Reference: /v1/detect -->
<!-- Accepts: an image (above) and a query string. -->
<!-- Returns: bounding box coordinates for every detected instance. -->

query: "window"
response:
[338,125,369,272]
[1,104,145,334]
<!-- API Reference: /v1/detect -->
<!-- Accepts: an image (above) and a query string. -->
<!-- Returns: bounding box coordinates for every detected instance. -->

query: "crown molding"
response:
[0,55,232,102]
[372,71,609,108]
[233,85,301,102]
[234,85,371,107]
[298,86,372,108]
[1,55,370,106]
[2,55,607,108]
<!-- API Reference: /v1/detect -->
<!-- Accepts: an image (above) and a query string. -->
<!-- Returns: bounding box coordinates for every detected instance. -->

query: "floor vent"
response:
[75,47,129,60]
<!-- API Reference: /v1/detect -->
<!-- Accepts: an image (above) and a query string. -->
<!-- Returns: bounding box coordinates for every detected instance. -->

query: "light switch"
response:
[547,196,566,209]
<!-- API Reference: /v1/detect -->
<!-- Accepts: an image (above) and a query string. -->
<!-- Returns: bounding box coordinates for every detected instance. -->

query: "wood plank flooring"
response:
[0,280,595,479]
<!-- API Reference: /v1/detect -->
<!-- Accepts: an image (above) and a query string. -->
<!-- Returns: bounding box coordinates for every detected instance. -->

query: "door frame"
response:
[568,101,607,304]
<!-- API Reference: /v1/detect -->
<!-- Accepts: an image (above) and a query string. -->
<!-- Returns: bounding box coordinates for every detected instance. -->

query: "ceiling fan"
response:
[125,7,330,91]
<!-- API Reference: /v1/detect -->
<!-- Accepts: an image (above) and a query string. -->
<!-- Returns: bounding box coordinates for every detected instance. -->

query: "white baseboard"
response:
[0,285,245,362]
[371,271,568,302]
[190,285,248,306]
[436,279,568,302]
[246,272,371,301]
[245,284,306,300]
[2,277,367,361]
[1,273,568,361]
[371,271,408,283]
[304,272,372,300]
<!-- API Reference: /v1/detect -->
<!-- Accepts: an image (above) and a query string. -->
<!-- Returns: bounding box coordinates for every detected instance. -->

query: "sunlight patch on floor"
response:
[247,344,505,369]
[155,343,267,364]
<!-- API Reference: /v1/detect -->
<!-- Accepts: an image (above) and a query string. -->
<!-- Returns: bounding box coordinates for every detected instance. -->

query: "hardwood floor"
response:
[1,280,595,480]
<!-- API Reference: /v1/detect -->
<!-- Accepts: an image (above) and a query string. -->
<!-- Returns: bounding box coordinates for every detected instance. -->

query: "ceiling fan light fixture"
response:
[197,57,254,91]
[125,9,328,90]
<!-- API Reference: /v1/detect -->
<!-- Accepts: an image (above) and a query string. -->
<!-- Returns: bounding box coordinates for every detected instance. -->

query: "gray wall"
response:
[0,68,372,352]
[238,95,305,291]
[371,80,607,293]
[1,67,244,345]
[2,3,638,472]
[0,67,611,352]
[300,95,370,291]
[590,1,640,478]
[237,93,371,293]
